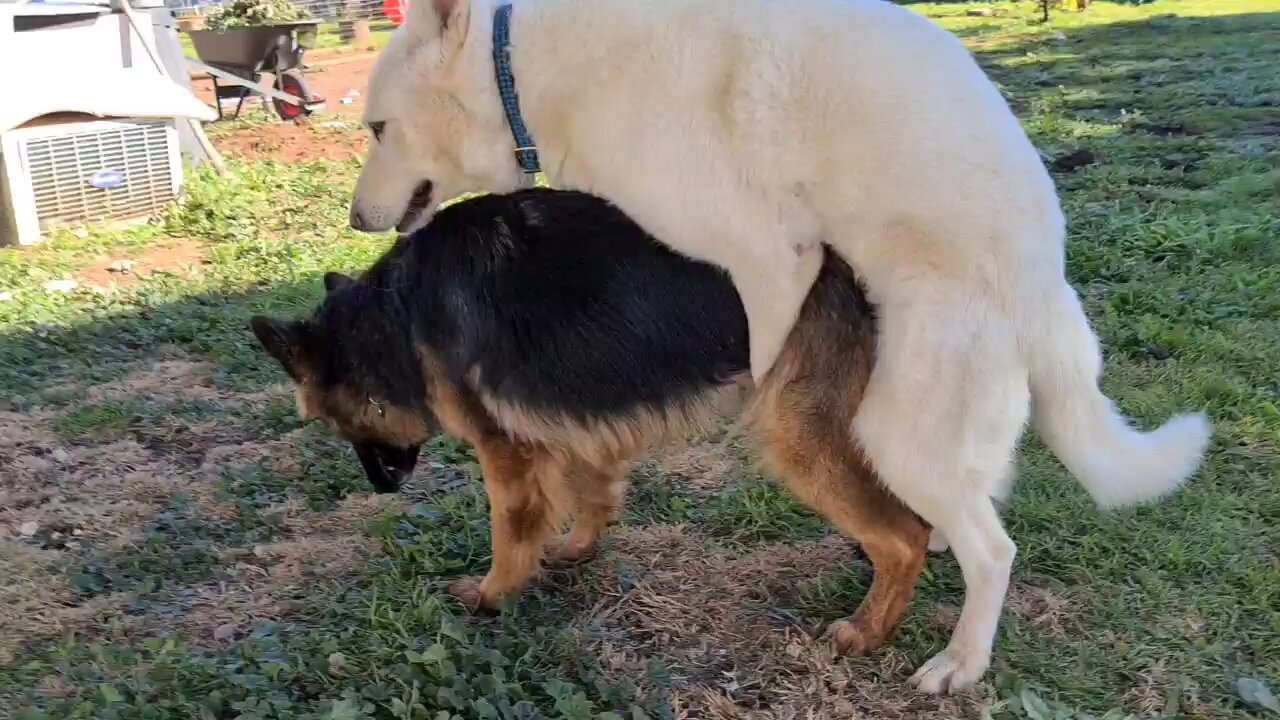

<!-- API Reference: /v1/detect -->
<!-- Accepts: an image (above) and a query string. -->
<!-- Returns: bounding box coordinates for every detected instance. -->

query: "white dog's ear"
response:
[408,0,471,59]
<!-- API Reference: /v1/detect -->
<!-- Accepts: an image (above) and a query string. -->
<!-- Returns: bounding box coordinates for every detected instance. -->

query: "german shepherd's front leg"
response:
[448,438,554,611]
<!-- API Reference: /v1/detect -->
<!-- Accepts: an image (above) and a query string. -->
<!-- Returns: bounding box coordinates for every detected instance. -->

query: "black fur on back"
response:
[310,188,869,423]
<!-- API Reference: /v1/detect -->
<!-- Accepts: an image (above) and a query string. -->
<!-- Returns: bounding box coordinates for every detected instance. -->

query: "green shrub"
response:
[205,0,311,31]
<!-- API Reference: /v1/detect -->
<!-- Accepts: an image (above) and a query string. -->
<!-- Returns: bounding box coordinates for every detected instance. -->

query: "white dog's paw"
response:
[909,647,989,694]
[927,527,950,554]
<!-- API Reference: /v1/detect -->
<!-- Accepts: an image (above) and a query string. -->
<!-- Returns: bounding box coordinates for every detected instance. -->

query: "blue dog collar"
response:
[493,4,540,174]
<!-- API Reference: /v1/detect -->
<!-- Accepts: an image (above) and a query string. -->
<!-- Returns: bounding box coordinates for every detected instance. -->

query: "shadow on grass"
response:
[967,11,1280,137]
[0,280,317,404]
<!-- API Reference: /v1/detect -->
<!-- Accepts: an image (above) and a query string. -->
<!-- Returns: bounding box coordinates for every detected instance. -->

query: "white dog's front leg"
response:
[727,240,824,383]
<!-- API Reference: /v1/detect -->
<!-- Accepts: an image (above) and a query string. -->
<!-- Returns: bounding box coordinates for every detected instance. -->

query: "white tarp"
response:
[1,69,217,134]
[0,2,216,134]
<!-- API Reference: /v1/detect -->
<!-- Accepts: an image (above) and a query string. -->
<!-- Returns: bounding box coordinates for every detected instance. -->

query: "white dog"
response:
[349,0,1211,693]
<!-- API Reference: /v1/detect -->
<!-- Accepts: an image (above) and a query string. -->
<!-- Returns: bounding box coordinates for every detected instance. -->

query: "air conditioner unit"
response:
[1,116,183,246]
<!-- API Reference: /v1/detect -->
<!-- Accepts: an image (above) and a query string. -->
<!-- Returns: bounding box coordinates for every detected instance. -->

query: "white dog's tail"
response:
[1028,287,1211,508]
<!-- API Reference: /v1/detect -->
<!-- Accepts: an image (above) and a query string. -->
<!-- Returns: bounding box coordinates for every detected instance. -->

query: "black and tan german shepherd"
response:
[250,188,928,656]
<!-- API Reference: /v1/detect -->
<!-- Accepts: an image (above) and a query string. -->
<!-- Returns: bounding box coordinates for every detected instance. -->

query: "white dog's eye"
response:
[368,121,386,142]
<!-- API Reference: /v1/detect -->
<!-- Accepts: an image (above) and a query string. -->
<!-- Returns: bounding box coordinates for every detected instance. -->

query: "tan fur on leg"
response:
[548,460,630,564]
[450,439,558,610]
[752,312,929,655]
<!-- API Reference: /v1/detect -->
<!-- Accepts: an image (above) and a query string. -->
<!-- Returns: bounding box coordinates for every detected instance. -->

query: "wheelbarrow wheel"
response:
[273,70,313,121]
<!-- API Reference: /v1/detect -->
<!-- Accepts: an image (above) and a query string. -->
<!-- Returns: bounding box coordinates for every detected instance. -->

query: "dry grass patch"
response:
[0,352,399,666]
[567,525,986,719]
[199,425,309,477]
[1005,584,1077,639]
[1,413,176,543]
[0,542,136,661]
[83,355,221,404]
[657,433,746,494]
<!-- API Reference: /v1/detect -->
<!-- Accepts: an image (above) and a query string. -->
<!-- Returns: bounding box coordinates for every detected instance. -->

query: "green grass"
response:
[68,495,230,598]
[2,1,1279,718]
[52,399,148,440]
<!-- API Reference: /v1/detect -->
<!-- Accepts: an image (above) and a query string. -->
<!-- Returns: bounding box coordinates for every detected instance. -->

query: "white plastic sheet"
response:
[0,2,216,133]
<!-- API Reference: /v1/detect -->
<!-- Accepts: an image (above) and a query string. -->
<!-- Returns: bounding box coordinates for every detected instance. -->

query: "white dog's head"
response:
[351,0,520,233]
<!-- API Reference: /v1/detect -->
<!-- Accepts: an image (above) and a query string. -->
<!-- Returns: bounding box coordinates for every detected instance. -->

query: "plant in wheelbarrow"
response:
[205,0,311,31]
[192,0,325,121]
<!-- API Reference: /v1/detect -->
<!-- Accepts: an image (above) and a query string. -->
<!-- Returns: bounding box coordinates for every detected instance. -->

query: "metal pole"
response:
[114,0,227,174]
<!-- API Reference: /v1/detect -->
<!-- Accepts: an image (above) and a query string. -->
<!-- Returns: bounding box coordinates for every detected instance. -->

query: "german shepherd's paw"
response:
[827,618,886,657]
[446,577,500,613]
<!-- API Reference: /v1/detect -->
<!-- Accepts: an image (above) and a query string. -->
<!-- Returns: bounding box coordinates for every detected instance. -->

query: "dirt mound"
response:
[77,240,209,291]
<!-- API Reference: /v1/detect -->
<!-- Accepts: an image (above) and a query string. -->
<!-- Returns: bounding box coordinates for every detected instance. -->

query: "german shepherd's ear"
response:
[323,272,355,293]
[250,316,311,379]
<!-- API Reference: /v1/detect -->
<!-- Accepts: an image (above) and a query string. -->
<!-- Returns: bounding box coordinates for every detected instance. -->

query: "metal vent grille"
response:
[25,120,175,231]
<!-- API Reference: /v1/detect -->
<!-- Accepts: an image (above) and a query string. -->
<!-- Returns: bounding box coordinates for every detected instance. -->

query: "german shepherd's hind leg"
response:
[448,439,558,611]
[853,286,1028,694]
[547,459,629,565]
[827,500,930,656]
[758,408,930,657]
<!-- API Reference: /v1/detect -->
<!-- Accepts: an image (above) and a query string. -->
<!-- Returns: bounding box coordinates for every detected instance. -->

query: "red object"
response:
[276,72,309,120]
[383,0,405,25]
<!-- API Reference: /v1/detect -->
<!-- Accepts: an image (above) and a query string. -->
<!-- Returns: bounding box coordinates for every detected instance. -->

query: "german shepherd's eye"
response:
[368,121,386,142]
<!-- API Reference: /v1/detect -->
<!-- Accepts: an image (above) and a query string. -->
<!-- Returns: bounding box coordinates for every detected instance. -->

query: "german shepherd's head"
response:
[249,271,439,493]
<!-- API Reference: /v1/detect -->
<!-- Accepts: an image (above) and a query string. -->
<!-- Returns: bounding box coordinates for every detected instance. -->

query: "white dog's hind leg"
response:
[927,469,1015,555]
[909,500,1015,693]
[853,287,1029,694]
[927,528,950,554]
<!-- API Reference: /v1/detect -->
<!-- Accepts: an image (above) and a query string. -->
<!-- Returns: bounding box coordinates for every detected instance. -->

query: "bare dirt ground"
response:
[76,239,210,291]
[207,117,369,163]
[192,54,375,163]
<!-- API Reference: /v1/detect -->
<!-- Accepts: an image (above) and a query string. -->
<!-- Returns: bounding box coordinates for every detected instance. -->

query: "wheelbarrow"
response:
[187,21,325,121]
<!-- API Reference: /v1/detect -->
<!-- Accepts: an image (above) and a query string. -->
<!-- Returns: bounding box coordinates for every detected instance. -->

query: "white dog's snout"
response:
[350,207,371,232]
[349,201,397,233]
